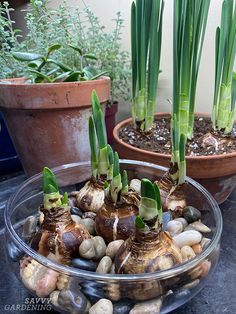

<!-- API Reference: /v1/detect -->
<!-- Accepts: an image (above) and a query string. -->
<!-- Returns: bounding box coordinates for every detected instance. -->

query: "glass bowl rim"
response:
[4,159,223,282]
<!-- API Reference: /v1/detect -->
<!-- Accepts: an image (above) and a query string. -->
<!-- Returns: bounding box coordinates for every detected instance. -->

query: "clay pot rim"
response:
[0,76,110,87]
[113,112,236,161]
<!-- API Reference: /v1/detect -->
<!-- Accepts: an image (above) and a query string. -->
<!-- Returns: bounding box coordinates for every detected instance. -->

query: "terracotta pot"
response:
[105,101,118,145]
[113,113,236,204]
[0,77,110,176]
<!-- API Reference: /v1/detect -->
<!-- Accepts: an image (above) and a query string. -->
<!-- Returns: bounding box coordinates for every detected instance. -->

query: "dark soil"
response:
[119,116,236,156]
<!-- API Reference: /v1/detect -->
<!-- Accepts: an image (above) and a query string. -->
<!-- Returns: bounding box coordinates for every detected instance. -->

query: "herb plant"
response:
[0,0,130,101]
[211,0,236,134]
[131,0,164,132]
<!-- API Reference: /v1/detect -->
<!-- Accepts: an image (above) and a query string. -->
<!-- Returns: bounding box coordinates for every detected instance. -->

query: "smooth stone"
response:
[50,290,60,307]
[81,280,105,301]
[181,245,196,262]
[79,239,96,259]
[183,279,200,289]
[183,206,201,223]
[110,263,115,274]
[92,236,107,259]
[113,300,134,314]
[82,212,97,220]
[130,179,141,194]
[129,297,162,314]
[7,241,24,261]
[89,298,113,314]
[96,256,112,274]
[58,289,89,314]
[173,230,202,248]
[80,218,95,235]
[189,221,211,233]
[70,207,84,217]
[71,214,82,224]
[201,237,211,248]
[192,243,203,254]
[57,274,70,290]
[68,196,77,208]
[162,212,172,231]
[71,258,97,271]
[175,288,191,300]
[22,215,38,240]
[106,240,124,260]
[174,217,188,229]
[167,220,183,237]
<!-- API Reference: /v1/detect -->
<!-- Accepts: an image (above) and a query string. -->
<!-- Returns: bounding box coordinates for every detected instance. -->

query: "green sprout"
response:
[212,0,236,134]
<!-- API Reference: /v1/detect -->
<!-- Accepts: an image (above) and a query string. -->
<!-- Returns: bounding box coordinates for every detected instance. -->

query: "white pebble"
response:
[79,239,95,259]
[183,279,200,289]
[189,221,211,233]
[106,240,124,260]
[71,215,81,224]
[92,236,107,259]
[80,218,95,235]
[96,256,112,274]
[130,179,141,194]
[201,237,211,248]
[174,217,188,229]
[181,245,196,262]
[129,297,162,314]
[173,230,202,248]
[167,220,183,237]
[89,298,113,314]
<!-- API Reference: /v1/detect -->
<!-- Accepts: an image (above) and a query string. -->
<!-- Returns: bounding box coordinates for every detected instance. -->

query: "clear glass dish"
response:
[4,160,222,313]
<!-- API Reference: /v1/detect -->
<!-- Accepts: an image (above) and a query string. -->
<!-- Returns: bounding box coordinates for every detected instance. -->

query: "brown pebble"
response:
[192,243,202,254]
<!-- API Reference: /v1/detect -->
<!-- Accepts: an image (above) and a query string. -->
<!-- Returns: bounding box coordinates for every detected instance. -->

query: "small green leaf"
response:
[48,59,73,72]
[29,70,52,83]
[91,71,109,80]
[28,60,43,68]
[69,44,83,55]
[52,71,72,82]
[107,145,114,165]
[141,178,156,200]
[43,167,59,194]
[104,181,109,189]
[135,215,145,229]
[113,152,120,177]
[48,44,62,54]
[12,52,43,62]
[63,71,81,82]
[61,192,68,205]
[83,53,97,60]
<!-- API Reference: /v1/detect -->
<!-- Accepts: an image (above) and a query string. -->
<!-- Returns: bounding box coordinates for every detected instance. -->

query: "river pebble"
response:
[175,288,191,300]
[173,230,202,248]
[57,274,69,290]
[167,220,183,237]
[80,218,95,235]
[129,297,162,314]
[89,298,113,314]
[58,289,89,314]
[189,221,211,233]
[71,214,82,224]
[81,281,105,301]
[79,239,96,259]
[96,256,112,274]
[192,243,202,254]
[162,212,172,231]
[106,240,124,259]
[201,237,211,248]
[174,217,188,229]
[82,211,97,220]
[183,206,201,223]
[70,207,83,217]
[181,246,196,262]
[50,290,60,307]
[22,216,38,240]
[113,300,134,314]
[71,258,97,271]
[183,279,200,289]
[92,236,107,259]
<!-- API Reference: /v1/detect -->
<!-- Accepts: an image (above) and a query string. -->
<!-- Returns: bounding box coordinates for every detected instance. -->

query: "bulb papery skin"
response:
[76,178,105,213]
[115,227,182,275]
[95,197,139,243]
[156,175,187,217]
[31,205,90,263]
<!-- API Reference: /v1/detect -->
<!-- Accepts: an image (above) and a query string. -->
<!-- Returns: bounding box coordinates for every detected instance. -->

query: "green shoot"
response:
[42,167,62,210]
[61,192,69,206]
[121,170,129,194]
[173,0,210,140]
[131,0,164,132]
[89,116,98,177]
[212,0,236,134]
[135,215,145,229]
[110,152,122,203]
[139,178,162,224]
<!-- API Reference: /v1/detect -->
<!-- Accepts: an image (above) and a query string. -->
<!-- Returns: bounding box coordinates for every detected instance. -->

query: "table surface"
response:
[0,173,235,314]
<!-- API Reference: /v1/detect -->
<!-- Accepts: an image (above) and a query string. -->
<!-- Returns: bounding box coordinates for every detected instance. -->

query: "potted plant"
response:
[0,1,113,176]
[114,0,236,204]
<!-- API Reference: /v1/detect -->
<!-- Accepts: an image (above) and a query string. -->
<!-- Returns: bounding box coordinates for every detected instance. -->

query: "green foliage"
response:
[43,167,59,194]
[0,0,131,101]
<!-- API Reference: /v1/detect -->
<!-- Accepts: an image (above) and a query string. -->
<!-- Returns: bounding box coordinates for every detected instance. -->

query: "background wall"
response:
[49,0,226,119]
[15,0,230,119]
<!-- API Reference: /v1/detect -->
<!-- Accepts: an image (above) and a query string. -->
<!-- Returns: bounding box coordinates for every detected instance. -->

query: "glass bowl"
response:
[4,160,222,314]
